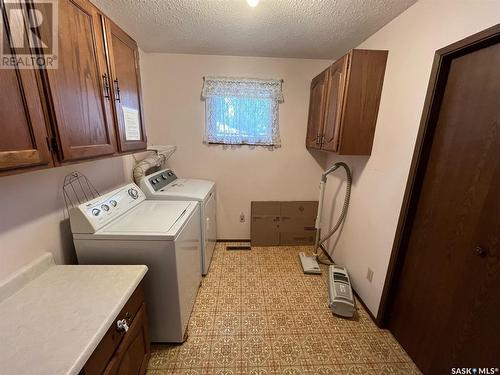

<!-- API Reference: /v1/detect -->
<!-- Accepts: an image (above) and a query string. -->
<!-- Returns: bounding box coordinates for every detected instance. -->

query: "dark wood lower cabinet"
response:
[82,284,150,375]
[103,304,150,375]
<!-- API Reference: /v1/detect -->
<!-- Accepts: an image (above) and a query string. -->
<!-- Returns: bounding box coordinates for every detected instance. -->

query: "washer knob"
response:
[92,208,100,216]
[109,200,117,207]
[161,174,167,180]
[128,188,139,199]
[101,204,109,211]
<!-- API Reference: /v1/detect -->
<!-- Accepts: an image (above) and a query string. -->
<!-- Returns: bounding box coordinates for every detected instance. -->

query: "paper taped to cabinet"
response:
[123,106,141,141]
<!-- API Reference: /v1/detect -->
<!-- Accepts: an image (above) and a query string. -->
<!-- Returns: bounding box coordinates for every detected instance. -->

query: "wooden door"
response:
[103,303,150,375]
[0,1,52,173]
[305,68,328,149]
[388,30,500,374]
[104,18,147,152]
[43,0,116,162]
[321,54,349,152]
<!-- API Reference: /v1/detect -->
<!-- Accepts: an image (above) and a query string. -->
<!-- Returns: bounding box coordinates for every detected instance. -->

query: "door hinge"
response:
[46,136,59,154]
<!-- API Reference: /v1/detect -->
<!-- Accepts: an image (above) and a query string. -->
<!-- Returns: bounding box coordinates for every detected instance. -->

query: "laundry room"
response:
[0,1,499,374]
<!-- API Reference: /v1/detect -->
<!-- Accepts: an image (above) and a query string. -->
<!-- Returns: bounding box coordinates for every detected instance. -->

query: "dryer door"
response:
[204,191,217,274]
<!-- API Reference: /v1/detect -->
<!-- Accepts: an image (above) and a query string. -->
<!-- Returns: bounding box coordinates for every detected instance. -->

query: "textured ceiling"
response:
[91,0,417,59]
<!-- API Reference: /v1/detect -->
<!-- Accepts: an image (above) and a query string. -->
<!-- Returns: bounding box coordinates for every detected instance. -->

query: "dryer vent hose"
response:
[133,154,166,184]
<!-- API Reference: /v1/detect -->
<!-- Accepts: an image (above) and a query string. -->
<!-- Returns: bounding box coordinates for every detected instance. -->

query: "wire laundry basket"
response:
[62,172,100,218]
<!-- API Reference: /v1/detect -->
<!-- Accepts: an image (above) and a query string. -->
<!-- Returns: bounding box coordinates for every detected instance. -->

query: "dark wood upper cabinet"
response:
[0,0,147,176]
[306,49,388,155]
[42,0,117,162]
[0,2,52,173]
[103,18,147,152]
[305,68,328,149]
[0,67,51,171]
[322,55,349,152]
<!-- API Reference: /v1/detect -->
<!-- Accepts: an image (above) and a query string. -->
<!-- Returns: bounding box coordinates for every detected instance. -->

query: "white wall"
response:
[321,0,500,317]
[0,49,330,281]
[0,156,135,280]
[140,53,331,239]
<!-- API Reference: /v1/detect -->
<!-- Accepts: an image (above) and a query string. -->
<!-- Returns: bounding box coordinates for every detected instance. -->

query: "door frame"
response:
[377,23,500,327]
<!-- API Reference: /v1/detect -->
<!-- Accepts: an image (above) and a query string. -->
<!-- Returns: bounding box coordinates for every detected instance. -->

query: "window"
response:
[201,77,284,146]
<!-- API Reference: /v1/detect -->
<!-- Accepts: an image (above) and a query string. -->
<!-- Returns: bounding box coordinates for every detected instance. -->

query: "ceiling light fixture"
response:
[246,0,259,7]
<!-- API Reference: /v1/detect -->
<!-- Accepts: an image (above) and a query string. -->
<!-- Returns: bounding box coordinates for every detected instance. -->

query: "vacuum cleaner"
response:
[299,162,356,317]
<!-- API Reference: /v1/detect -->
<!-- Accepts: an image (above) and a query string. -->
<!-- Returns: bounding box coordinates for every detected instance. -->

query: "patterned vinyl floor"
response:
[147,243,421,375]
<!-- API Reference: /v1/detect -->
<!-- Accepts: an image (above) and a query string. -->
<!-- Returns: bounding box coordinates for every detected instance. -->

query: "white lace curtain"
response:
[201,76,284,146]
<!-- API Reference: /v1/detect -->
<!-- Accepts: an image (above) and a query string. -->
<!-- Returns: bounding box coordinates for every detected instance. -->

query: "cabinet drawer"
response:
[103,303,150,375]
[83,283,145,375]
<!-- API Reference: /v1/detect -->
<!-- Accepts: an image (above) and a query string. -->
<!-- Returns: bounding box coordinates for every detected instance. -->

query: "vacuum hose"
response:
[313,162,352,260]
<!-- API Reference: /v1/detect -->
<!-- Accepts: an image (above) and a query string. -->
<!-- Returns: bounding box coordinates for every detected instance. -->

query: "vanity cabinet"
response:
[306,49,388,155]
[0,0,147,176]
[82,283,150,375]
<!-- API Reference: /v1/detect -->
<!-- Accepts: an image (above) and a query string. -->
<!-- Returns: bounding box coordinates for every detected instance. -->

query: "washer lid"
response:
[99,200,193,235]
[155,179,215,201]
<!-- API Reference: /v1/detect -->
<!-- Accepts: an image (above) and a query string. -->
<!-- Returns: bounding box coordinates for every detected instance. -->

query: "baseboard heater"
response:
[328,265,356,318]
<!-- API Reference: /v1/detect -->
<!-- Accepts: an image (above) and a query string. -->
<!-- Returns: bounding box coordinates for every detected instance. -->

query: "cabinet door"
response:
[0,2,52,172]
[103,303,150,375]
[104,18,147,152]
[44,0,116,162]
[305,68,329,149]
[322,54,349,152]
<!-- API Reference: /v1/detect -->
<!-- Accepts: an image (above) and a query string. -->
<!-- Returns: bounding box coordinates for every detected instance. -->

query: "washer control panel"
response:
[70,183,145,233]
[147,169,177,192]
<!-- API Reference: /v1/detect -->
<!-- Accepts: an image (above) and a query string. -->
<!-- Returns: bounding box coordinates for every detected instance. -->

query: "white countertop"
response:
[0,254,147,375]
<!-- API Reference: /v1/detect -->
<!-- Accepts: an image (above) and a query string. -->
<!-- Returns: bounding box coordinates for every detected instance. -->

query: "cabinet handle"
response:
[315,134,323,145]
[114,78,121,103]
[473,246,488,258]
[102,74,110,100]
[116,318,129,332]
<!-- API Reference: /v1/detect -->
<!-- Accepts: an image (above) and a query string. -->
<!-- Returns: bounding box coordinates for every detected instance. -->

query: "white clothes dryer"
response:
[139,169,216,275]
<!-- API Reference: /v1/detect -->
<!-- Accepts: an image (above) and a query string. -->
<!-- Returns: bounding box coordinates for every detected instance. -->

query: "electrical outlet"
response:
[239,213,245,223]
[366,268,374,283]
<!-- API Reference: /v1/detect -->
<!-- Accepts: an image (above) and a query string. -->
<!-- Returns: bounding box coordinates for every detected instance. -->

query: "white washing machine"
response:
[69,183,201,343]
[139,169,216,276]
